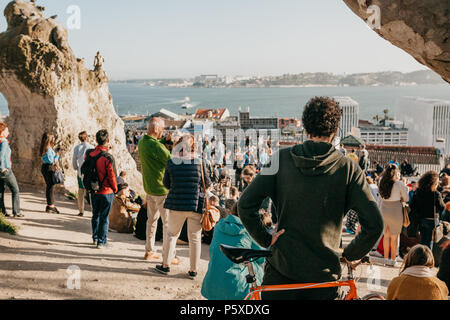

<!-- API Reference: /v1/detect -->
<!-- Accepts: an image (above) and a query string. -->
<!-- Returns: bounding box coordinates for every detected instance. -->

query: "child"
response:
[201,204,266,300]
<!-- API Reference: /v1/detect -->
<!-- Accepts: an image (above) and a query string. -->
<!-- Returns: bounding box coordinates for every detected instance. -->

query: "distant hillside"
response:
[111,70,447,87]
[339,70,445,86]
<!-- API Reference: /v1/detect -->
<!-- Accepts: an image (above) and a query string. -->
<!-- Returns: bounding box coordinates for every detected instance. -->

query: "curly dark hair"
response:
[379,164,399,199]
[418,171,439,193]
[302,97,342,138]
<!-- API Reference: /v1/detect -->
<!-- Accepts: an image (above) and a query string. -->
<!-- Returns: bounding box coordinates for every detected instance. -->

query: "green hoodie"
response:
[238,140,384,284]
[138,135,171,196]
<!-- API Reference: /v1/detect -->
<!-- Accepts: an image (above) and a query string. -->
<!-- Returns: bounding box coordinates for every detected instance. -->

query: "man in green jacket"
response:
[138,117,172,261]
[238,97,384,300]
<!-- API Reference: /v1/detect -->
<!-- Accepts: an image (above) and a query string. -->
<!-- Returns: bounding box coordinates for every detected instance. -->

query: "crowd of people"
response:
[0,95,449,300]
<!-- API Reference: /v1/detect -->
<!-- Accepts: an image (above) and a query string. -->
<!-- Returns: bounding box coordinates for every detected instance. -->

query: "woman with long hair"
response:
[410,171,445,249]
[378,164,409,265]
[0,122,23,218]
[387,245,448,300]
[39,132,61,214]
[155,134,211,279]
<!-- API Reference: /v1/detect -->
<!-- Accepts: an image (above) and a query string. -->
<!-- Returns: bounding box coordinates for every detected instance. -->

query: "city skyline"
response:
[0,0,430,80]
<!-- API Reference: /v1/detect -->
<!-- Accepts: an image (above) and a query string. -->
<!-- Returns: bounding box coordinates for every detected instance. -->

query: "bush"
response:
[0,214,19,235]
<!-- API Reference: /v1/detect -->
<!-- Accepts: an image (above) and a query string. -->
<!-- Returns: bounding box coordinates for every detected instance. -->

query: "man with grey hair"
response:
[138,117,174,261]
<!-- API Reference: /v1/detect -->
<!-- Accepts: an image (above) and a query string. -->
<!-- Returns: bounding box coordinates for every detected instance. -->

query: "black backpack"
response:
[81,149,114,193]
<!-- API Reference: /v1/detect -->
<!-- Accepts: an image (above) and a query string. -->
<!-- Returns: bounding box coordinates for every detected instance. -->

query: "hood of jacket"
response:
[216,214,246,237]
[290,140,344,176]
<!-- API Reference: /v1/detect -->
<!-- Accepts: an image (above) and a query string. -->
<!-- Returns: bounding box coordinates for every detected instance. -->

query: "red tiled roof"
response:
[194,108,227,119]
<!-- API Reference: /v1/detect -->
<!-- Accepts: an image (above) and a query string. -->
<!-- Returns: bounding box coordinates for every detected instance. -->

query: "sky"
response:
[0,0,429,80]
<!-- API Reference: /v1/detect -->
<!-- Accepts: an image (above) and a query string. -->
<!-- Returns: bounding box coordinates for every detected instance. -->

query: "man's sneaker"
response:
[14,213,24,218]
[188,271,197,280]
[46,206,60,214]
[78,213,84,217]
[96,243,111,250]
[155,265,170,275]
[1,212,12,218]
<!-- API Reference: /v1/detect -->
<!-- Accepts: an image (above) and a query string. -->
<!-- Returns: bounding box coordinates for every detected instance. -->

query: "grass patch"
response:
[0,214,19,235]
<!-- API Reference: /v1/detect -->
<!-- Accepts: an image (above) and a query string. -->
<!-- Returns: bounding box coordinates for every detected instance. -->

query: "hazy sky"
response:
[1,0,429,80]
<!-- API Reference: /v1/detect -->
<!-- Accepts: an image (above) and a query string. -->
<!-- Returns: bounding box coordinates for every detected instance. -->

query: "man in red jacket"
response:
[89,130,118,249]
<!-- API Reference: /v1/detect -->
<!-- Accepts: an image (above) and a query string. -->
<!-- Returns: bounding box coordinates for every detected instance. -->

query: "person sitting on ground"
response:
[434,222,450,267]
[238,96,384,300]
[373,161,384,176]
[116,171,127,185]
[109,183,141,234]
[209,195,228,220]
[201,203,266,300]
[388,159,400,168]
[401,159,418,177]
[439,174,449,193]
[440,164,450,178]
[387,244,449,300]
[225,186,239,215]
[437,241,450,290]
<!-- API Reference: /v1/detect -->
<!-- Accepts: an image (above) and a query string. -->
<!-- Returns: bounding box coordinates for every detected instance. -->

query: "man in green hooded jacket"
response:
[238,97,384,300]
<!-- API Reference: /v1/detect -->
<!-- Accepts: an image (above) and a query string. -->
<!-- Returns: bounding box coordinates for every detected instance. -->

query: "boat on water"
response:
[181,97,193,109]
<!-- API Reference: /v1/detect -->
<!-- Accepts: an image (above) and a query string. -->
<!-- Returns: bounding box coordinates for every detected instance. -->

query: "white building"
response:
[359,120,409,146]
[333,96,359,138]
[394,97,450,156]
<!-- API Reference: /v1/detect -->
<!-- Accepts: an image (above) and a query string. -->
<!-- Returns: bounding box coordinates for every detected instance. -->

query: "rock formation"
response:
[0,0,144,195]
[343,0,450,83]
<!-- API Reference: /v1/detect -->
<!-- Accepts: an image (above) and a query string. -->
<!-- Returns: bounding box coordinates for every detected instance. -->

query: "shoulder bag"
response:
[400,195,411,228]
[51,158,65,185]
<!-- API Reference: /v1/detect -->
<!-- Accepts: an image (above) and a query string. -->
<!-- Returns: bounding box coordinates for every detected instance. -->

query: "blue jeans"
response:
[91,193,114,245]
[419,219,435,249]
[0,170,21,215]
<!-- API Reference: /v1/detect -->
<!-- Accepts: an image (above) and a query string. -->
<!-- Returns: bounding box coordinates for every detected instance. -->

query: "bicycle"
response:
[220,244,386,300]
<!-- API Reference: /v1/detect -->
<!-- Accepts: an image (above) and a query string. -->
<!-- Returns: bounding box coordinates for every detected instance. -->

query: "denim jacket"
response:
[0,139,11,171]
[42,148,60,165]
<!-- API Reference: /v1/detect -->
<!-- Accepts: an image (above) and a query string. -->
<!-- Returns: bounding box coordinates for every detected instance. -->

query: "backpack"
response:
[81,149,114,193]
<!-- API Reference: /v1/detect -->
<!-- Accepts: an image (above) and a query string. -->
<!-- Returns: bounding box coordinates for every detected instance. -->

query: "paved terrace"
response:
[0,185,417,300]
